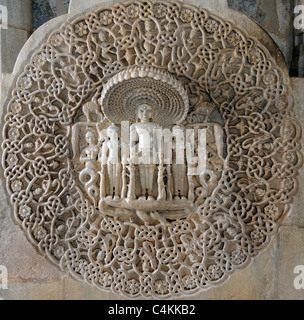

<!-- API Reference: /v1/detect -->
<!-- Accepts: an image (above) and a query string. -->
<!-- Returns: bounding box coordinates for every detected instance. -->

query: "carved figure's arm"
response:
[130,126,139,163]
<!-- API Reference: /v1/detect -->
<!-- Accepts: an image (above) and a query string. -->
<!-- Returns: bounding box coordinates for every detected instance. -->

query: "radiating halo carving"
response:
[100,66,189,127]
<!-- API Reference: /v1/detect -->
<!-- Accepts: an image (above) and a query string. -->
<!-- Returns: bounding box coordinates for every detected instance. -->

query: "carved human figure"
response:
[127,161,136,200]
[96,30,116,63]
[198,124,225,196]
[186,29,201,49]
[82,102,103,122]
[101,125,121,200]
[119,27,136,65]
[79,129,100,202]
[172,125,187,200]
[130,104,161,200]
[195,102,224,160]
[80,129,99,170]
[157,155,166,201]
[143,21,156,54]
[213,124,225,161]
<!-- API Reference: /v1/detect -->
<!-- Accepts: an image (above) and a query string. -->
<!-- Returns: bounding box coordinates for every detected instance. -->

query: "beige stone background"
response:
[0,0,304,300]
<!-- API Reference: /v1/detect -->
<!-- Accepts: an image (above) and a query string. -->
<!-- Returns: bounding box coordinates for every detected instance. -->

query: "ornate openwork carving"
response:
[1,0,302,298]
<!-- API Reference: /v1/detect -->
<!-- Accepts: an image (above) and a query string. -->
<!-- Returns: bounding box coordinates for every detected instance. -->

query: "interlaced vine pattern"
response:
[1,0,302,298]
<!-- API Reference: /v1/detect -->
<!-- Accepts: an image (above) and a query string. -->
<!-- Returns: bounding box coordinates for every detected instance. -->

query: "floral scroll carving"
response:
[1,0,302,298]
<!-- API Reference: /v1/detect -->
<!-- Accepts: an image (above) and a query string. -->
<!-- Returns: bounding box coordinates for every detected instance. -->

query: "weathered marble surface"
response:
[31,0,296,68]
[0,0,33,31]
[0,0,32,74]
[33,0,69,30]
[0,0,303,300]
[227,0,294,66]
[69,0,293,69]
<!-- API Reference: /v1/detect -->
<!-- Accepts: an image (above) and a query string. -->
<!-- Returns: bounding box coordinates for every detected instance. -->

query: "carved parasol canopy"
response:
[99,66,190,127]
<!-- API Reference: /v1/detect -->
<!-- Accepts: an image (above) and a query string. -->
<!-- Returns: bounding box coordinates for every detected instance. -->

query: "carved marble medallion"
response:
[1,0,302,298]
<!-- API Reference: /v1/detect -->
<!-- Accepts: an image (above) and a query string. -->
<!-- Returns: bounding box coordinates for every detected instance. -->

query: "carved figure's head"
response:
[99,30,106,42]
[107,125,120,140]
[172,125,186,142]
[145,21,154,32]
[85,129,97,145]
[136,103,153,123]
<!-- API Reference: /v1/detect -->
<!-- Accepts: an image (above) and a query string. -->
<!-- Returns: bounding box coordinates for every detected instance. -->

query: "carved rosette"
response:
[1,0,302,298]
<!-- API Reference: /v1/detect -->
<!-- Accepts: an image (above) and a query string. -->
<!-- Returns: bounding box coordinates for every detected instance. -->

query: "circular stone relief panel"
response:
[1,0,303,299]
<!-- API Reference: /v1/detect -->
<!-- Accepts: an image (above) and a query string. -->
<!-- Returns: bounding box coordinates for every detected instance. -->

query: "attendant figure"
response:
[79,130,100,204]
[101,125,121,200]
